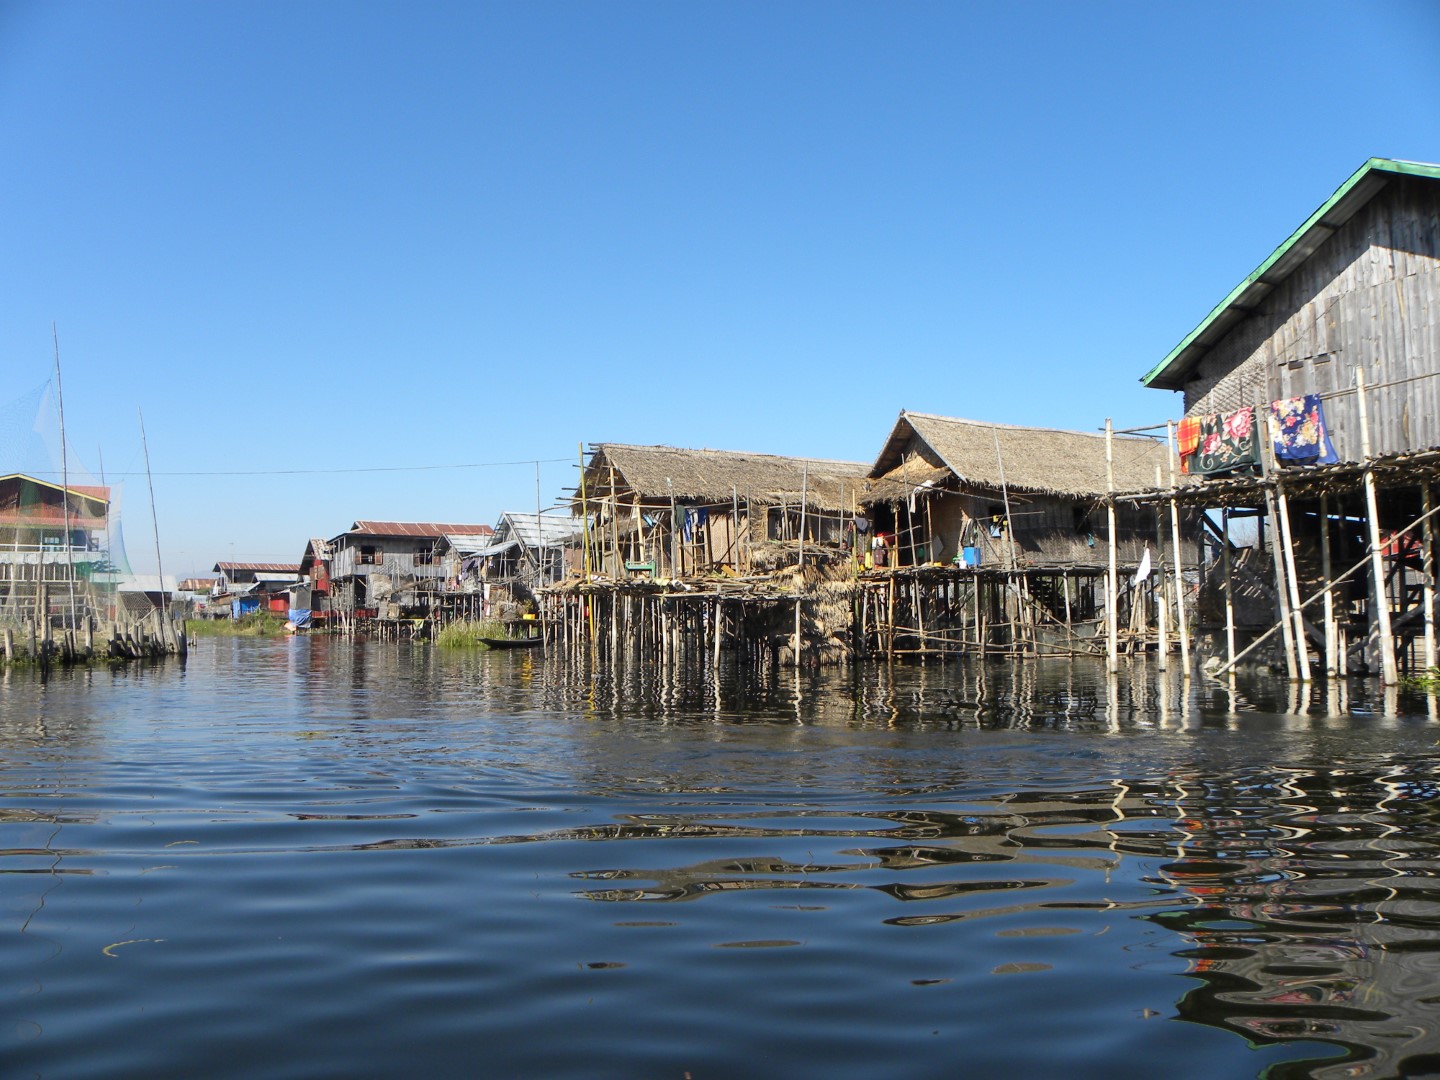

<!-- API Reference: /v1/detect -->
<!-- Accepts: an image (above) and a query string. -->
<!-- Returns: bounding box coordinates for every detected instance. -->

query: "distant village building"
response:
[443,511,574,605]
[301,520,493,621]
[209,561,303,619]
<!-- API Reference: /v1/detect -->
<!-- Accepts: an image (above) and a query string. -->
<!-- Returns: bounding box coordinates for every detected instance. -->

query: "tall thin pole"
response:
[1166,420,1191,677]
[1320,494,1338,676]
[1356,368,1398,684]
[577,444,593,583]
[1423,483,1437,673]
[798,464,808,569]
[1105,418,1118,674]
[138,408,169,637]
[53,324,78,630]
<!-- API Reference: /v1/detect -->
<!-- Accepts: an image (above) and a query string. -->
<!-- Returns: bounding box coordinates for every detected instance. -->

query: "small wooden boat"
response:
[478,636,542,649]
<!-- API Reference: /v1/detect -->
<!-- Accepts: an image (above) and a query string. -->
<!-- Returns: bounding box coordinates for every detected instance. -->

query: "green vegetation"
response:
[187,613,288,638]
[1402,668,1440,693]
[436,618,507,648]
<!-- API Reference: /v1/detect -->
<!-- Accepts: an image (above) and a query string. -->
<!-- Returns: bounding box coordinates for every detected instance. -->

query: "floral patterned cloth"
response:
[1269,394,1338,465]
[1194,407,1259,475]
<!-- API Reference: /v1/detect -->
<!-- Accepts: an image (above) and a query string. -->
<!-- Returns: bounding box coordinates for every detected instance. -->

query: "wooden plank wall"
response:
[1184,176,1440,459]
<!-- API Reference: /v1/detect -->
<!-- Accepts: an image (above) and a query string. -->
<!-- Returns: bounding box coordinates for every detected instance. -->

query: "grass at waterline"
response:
[187,613,288,638]
[436,619,508,648]
[1402,667,1440,693]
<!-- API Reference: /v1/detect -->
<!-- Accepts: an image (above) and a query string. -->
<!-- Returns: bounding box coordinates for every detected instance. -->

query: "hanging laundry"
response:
[1176,415,1202,474]
[1195,407,1259,475]
[1269,394,1338,465]
[681,507,708,542]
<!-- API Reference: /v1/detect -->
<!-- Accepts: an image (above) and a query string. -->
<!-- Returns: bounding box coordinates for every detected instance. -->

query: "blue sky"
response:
[2,0,1438,577]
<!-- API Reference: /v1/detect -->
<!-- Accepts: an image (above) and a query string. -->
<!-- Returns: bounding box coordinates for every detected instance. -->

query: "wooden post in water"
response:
[1217,510,1235,668]
[1275,476,1311,683]
[1423,483,1437,674]
[1320,495,1338,676]
[1154,465,1168,670]
[1166,420,1191,677]
[1356,369,1398,684]
[1104,419,1119,674]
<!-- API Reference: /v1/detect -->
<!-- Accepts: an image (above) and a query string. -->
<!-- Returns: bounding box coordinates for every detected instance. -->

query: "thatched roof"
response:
[576,444,870,512]
[866,412,1169,499]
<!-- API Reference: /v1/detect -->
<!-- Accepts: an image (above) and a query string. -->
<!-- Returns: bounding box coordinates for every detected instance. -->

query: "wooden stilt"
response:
[1424,483,1437,674]
[1222,509,1236,669]
[1356,369,1398,684]
[1320,494,1338,676]
[1166,420,1191,677]
[1105,419,1118,674]
[1275,478,1311,682]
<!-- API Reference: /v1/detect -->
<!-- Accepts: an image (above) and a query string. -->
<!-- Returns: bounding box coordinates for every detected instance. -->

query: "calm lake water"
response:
[5,638,1440,1079]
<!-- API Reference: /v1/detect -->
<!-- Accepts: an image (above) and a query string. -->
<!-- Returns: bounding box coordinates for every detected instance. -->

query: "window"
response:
[359,545,378,565]
[415,546,435,566]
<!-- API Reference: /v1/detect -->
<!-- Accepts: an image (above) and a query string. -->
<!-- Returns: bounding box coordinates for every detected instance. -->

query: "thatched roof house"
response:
[575,444,871,512]
[863,412,1174,570]
[867,412,1170,500]
[573,444,871,578]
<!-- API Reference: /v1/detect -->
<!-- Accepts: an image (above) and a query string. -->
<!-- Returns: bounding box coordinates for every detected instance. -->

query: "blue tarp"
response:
[232,596,260,618]
[288,610,312,627]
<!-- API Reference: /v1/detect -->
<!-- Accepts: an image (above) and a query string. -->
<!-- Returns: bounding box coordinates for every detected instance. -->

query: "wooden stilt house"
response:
[1138,157,1440,681]
[571,444,871,580]
[863,412,1172,570]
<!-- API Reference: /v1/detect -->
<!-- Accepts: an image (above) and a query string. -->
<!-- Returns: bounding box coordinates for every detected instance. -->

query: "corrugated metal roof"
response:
[347,521,495,539]
[1142,157,1440,391]
[211,567,302,576]
[497,511,577,548]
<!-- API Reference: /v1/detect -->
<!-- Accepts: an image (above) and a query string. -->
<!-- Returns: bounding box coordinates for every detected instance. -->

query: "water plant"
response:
[435,618,507,648]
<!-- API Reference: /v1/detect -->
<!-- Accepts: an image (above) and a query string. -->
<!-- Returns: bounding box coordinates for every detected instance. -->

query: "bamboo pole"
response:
[1255,401,1300,681]
[1221,509,1236,669]
[1320,494,1338,676]
[1275,476,1312,682]
[1356,368,1399,684]
[1154,465,1168,670]
[1424,483,1437,673]
[578,444,593,583]
[1105,419,1118,673]
[1211,499,1440,678]
[1166,420,1191,677]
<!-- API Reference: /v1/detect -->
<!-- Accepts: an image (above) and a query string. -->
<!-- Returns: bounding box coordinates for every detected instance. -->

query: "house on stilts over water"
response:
[545,429,1197,665]
[856,412,1191,659]
[546,443,873,665]
[1136,157,1440,683]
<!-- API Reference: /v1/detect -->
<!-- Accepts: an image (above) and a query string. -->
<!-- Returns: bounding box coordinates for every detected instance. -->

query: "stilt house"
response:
[573,444,871,579]
[0,473,112,624]
[1140,157,1440,680]
[306,520,493,618]
[863,412,1173,569]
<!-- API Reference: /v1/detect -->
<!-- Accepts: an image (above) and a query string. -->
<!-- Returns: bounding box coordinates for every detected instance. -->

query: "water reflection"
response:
[3,640,1440,1079]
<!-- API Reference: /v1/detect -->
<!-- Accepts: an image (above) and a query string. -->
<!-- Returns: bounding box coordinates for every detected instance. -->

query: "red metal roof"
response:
[213,562,303,573]
[346,521,495,538]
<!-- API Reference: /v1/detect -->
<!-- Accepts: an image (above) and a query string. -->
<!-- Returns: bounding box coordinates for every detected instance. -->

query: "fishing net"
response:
[0,380,133,626]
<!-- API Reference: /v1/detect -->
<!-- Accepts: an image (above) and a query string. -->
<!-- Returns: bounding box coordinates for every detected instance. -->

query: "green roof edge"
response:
[1141,158,1440,389]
